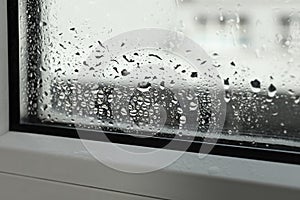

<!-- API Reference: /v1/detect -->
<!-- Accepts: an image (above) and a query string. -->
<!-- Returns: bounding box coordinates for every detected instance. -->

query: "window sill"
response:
[0,131,300,199]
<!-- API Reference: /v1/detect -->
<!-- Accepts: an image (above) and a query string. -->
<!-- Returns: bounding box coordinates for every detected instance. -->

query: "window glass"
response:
[19,0,300,148]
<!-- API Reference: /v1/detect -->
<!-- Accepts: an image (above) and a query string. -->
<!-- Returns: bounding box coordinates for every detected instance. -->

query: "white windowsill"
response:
[0,131,300,199]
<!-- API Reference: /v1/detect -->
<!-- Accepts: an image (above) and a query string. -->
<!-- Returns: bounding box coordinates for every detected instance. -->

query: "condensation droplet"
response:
[250,79,261,93]
[268,84,277,97]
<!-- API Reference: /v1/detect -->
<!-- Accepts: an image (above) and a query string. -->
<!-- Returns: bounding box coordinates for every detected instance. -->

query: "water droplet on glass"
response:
[121,108,127,116]
[180,115,187,125]
[189,102,198,111]
[224,78,230,90]
[268,84,277,97]
[250,79,261,93]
